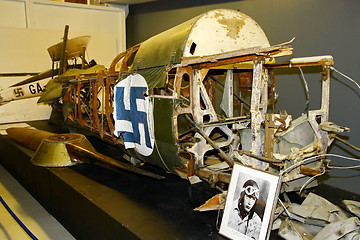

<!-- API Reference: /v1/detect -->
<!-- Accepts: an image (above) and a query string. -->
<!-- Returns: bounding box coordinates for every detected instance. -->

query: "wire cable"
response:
[330,66,360,90]
[280,153,360,175]
[280,154,323,175]
[332,134,360,152]
[278,198,291,218]
[298,67,310,109]
[281,153,360,193]
[328,164,360,169]
[299,167,326,194]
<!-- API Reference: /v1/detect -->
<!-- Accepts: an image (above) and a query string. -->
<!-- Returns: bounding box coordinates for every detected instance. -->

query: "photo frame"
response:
[219,164,281,240]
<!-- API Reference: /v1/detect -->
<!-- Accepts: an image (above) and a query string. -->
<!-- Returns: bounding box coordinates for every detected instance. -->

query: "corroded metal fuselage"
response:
[39,9,342,192]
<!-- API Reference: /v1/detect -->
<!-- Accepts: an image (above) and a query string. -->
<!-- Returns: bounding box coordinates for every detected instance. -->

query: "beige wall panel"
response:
[0,0,27,28]
[0,98,51,123]
[0,0,126,123]
[0,28,66,73]
[29,1,126,52]
[0,28,117,81]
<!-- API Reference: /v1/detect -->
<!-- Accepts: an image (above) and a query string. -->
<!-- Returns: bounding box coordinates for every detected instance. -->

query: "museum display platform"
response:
[0,121,359,240]
[0,121,228,240]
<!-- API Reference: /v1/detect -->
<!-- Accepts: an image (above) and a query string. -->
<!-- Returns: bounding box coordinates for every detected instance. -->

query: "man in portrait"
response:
[228,179,262,239]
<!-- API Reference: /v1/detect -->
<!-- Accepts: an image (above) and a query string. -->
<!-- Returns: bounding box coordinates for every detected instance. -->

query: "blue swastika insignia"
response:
[115,86,152,148]
[113,74,154,156]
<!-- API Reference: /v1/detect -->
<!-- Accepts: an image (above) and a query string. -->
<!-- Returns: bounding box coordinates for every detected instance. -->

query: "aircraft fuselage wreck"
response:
[36,9,347,193]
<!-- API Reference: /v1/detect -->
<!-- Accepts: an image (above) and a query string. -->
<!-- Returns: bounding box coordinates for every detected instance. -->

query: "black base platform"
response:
[0,121,228,240]
[1,121,359,240]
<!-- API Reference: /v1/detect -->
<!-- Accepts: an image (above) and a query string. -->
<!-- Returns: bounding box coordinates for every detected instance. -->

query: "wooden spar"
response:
[66,144,165,180]
[6,127,164,180]
[6,127,55,150]
[59,25,69,75]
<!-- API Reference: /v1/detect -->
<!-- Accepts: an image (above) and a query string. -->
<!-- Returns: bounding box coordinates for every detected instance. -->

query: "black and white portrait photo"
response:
[227,179,264,239]
[220,164,281,240]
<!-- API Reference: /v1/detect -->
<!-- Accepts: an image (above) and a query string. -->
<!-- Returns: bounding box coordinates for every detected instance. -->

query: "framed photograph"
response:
[219,164,281,240]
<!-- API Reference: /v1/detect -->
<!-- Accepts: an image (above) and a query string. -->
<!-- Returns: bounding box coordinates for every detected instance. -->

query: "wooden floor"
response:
[0,164,75,240]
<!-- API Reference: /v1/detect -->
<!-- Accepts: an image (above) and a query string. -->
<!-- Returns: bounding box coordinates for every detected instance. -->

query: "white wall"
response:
[0,0,127,123]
